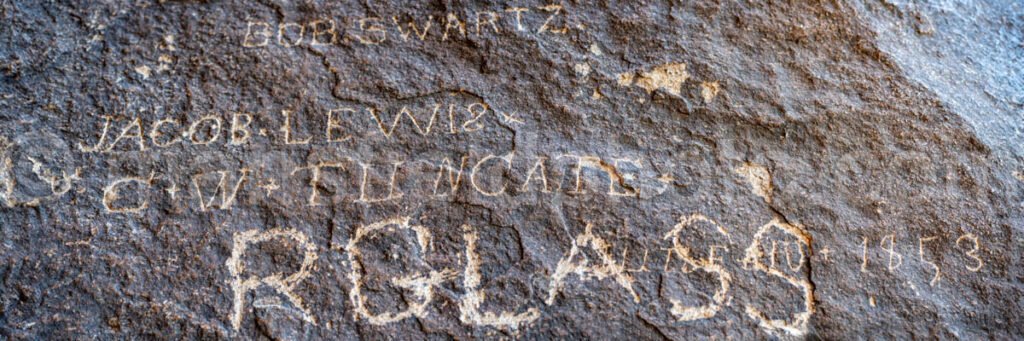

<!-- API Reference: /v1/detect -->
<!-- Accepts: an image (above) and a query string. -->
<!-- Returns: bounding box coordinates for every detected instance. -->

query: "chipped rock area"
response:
[0,1,1022,340]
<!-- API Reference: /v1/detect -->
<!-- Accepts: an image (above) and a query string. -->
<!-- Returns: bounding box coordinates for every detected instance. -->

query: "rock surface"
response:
[0,1,1022,339]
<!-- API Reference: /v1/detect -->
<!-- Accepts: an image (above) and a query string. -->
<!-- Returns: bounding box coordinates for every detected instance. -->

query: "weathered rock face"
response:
[1,1,1021,339]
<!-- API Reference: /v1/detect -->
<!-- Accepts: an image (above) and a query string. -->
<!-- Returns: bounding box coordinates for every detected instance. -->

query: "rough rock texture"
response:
[1,1,1022,339]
